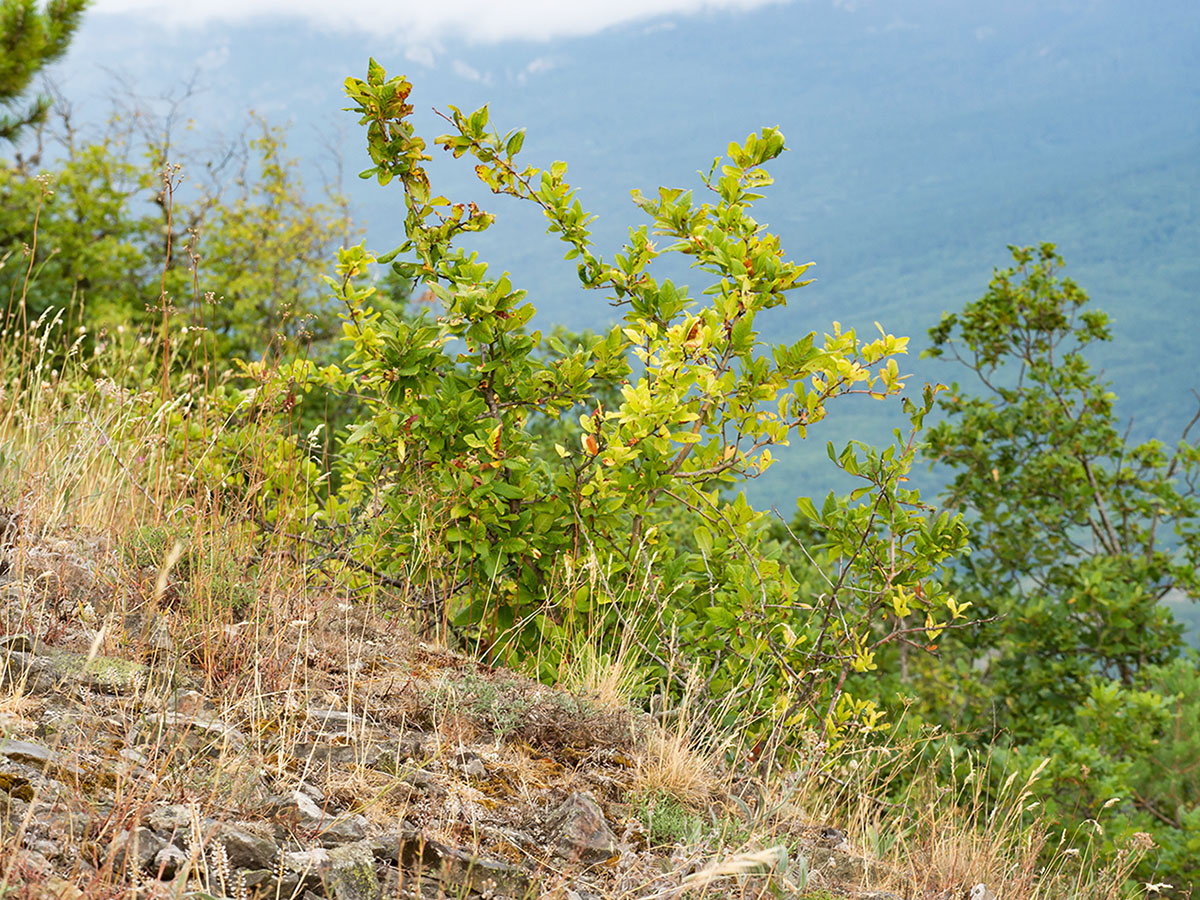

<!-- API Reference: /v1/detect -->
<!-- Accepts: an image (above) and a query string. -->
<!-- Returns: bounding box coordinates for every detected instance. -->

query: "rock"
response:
[242,867,313,900]
[244,862,321,899]
[970,885,998,900]
[266,789,329,833]
[326,840,382,900]
[289,733,426,771]
[0,632,34,652]
[292,742,373,767]
[26,876,84,900]
[0,737,112,789]
[812,824,849,849]
[167,689,208,716]
[802,844,894,885]
[154,843,190,879]
[298,741,413,770]
[306,708,379,736]
[139,614,176,663]
[30,838,61,860]
[280,847,335,896]
[284,847,332,872]
[455,750,487,779]
[318,813,370,847]
[366,736,426,774]
[0,645,158,696]
[216,825,278,870]
[265,794,369,847]
[16,847,53,876]
[146,804,194,844]
[0,768,34,801]
[297,780,326,802]
[0,737,55,766]
[384,830,531,898]
[0,794,30,835]
[546,792,619,864]
[111,826,166,876]
[137,711,246,758]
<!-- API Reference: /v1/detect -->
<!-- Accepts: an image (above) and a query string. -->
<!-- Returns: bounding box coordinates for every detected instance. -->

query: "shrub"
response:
[305,61,969,747]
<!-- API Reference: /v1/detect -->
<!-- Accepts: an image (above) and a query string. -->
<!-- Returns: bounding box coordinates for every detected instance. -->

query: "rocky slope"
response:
[0,520,944,900]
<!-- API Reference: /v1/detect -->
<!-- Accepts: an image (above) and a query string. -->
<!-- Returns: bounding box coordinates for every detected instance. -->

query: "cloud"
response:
[452,59,487,83]
[88,0,789,44]
[516,56,556,83]
[404,45,436,68]
[195,43,230,70]
[871,18,917,34]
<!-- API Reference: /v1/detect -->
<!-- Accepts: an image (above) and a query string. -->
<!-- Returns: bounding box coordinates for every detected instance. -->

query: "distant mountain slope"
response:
[35,0,1200,513]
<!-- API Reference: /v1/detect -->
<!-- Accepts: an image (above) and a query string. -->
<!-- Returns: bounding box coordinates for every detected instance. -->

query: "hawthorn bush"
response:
[302,61,969,746]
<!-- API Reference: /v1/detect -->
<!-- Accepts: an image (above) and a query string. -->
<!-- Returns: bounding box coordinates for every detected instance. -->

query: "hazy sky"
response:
[88,0,787,43]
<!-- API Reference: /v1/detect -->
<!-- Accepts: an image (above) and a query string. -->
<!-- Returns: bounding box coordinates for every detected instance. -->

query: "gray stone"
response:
[391,829,530,897]
[139,614,176,663]
[154,843,190,879]
[284,847,332,872]
[0,646,156,696]
[803,845,894,885]
[546,792,619,864]
[217,825,278,870]
[146,804,194,844]
[365,737,426,774]
[319,813,370,847]
[111,826,166,875]
[455,750,487,779]
[20,848,53,875]
[0,737,54,766]
[138,711,246,758]
[291,742,365,766]
[0,633,34,653]
[266,789,329,832]
[30,839,61,860]
[297,780,326,802]
[0,737,110,789]
[25,875,84,900]
[240,868,276,893]
[306,708,370,734]
[244,863,320,899]
[281,847,334,897]
[326,840,381,900]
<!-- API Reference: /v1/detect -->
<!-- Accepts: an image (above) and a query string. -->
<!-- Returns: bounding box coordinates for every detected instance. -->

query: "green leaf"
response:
[796,496,819,522]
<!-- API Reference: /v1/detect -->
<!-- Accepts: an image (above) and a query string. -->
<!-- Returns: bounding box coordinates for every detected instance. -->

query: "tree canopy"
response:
[0,0,89,144]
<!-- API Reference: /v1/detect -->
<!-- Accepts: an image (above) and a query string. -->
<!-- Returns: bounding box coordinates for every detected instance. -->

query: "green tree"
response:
[915,243,1200,893]
[922,243,1200,737]
[0,0,88,143]
[197,118,354,362]
[0,106,351,369]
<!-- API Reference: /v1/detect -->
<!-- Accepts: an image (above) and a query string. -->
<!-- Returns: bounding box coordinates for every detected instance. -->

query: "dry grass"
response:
[0,368,1161,900]
[633,708,719,809]
[559,637,642,713]
[0,225,1163,900]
